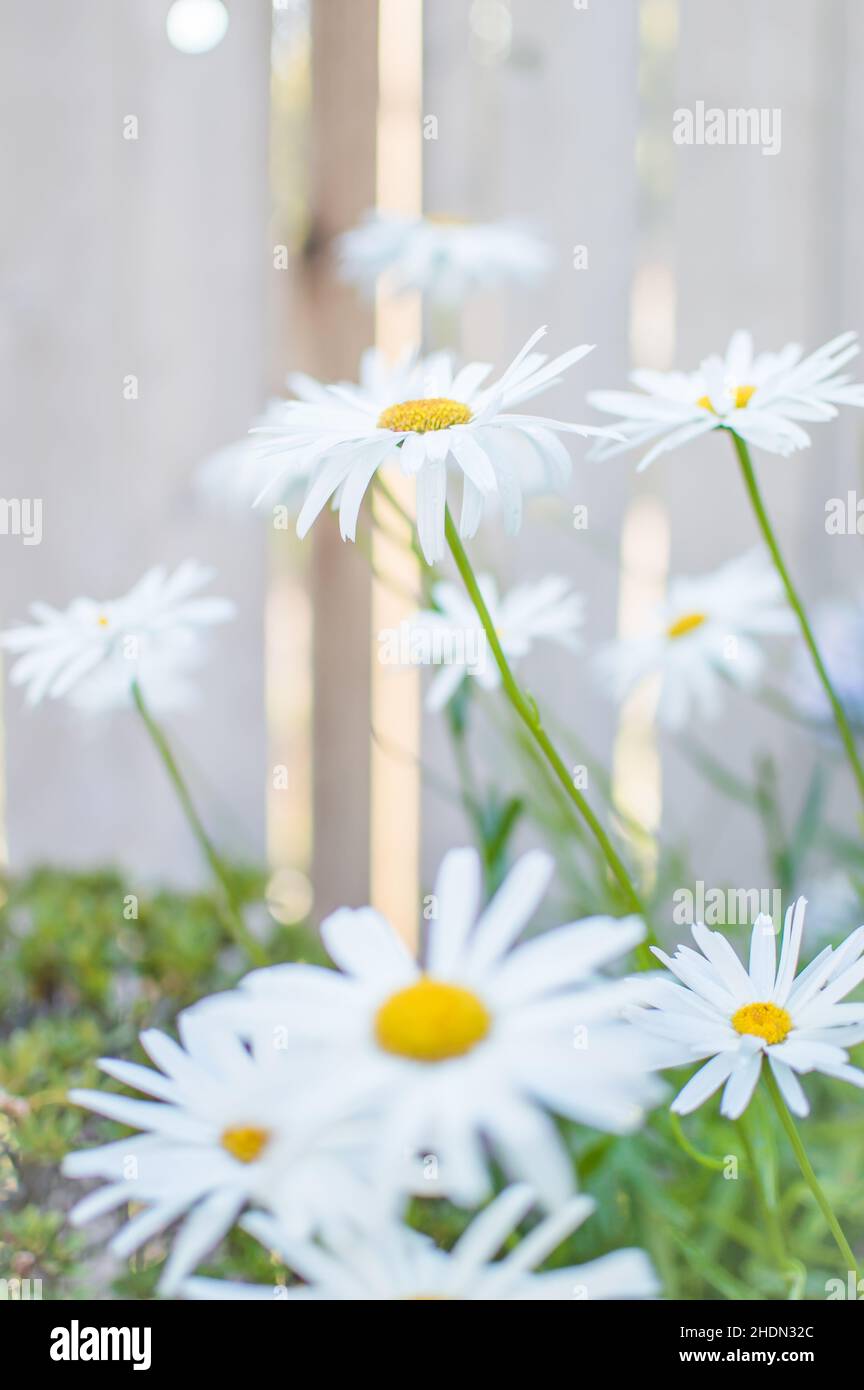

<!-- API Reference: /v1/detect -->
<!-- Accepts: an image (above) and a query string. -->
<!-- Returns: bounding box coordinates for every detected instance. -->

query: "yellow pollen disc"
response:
[374,977,491,1062]
[221,1125,270,1164]
[97,614,110,628]
[732,1001,792,1046]
[697,384,756,413]
[377,398,472,434]
[666,611,707,640]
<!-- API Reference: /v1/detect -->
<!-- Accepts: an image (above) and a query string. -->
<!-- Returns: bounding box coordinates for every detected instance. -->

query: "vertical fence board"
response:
[0,0,271,885]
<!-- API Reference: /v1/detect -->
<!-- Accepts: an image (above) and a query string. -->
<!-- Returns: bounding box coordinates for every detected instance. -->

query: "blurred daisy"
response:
[588,330,864,470]
[196,402,314,519]
[183,1184,658,1302]
[596,549,794,729]
[629,897,864,1120]
[63,1014,374,1295]
[800,871,864,948]
[191,846,662,1209]
[789,593,864,732]
[411,574,583,711]
[253,326,617,564]
[1,561,234,714]
[337,210,553,304]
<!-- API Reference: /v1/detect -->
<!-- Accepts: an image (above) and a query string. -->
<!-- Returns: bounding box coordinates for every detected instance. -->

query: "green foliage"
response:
[3,856,863,1301]
[0,865,319,1298]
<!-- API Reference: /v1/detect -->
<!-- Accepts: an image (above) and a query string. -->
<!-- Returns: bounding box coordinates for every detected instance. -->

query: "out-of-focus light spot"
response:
[469,0,512,65]
[630,261,676,370]
[612,496,670,886]
[265,867,313,926]
[640,0,679,51]
[166,0,229,55]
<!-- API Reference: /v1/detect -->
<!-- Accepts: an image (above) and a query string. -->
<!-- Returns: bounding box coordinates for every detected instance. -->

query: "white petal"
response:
[465,850,554,973]
[426,847,482,976]
[535,1248,660,1301]
[768,1058,809,1117]
[499,1194,595,1274]
[748,913,778,997]
[158,1190,246,1295]
[773,896,807,1003]
[449,1184,535,1271]
[720,1052,762,1119]
[671,1053,736,1115]
[320,907,416,986]
[415,459,447,563]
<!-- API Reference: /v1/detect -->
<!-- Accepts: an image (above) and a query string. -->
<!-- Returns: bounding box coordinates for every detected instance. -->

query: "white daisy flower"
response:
[595,549,794,729]
[1,561,234,714]
[182,1184,658,1302]
[190,846,663,1210]
[411,574,583,711]
[337,210,553,304]
[629,897,864,1120]
[588,330,864,470]
[63,1014,375,1295]
[253,326,617,564]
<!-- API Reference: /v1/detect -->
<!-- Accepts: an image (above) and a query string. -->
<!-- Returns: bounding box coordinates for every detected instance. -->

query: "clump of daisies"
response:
[408,573,583,711]
[63,1016,377,1295]
[191,846,663,1207]
[250,326,618,563]
[595,549,794,729]
[587,329,864,470]
[64,845,664,1296]
[629,897,864,1119]
[337,210,553,304]
[1,562,234,714]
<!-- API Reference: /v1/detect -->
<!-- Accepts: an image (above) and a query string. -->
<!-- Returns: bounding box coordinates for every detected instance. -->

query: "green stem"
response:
[670,1112,727,1172]
[732,433,864,813]
[736,1113,790,1282]
[131,680,266,967]
[443,506,653,955]
[764,1068,860,1279]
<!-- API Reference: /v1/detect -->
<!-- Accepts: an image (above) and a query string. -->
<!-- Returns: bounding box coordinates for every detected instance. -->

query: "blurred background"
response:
[2,0,863,944]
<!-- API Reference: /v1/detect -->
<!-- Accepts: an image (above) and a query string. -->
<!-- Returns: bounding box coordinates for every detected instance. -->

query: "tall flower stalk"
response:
[733,434,864,811]
[764,1069,860,1281]
[441,506,652,952]
[131,680,266,967]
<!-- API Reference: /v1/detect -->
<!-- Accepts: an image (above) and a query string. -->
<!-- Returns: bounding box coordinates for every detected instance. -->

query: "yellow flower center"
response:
[374,976,491,1062]
[697,384,756,413]
[97,614,110,628]
[666,611,707,640]
[221,1125,271,1163]
[377,398,472,434]
[731,1001,792,1046]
